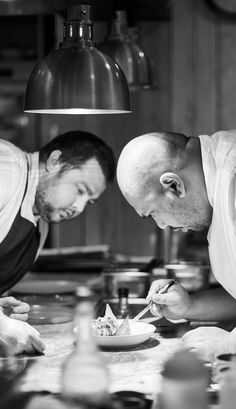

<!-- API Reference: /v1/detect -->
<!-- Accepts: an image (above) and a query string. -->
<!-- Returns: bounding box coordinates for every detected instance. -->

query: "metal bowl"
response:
[102,271,150,298]
[164,262,210,292]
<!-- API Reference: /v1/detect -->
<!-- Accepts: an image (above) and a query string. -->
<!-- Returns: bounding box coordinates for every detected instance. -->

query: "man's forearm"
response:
[184,287,236,321]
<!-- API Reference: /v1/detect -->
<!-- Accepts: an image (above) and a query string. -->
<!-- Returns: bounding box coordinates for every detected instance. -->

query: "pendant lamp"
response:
[128,26,152,89]
[24,4,131,114]
[99,10,152,91]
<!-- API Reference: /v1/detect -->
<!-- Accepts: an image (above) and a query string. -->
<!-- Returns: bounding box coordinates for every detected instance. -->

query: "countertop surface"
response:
[19,322,181,395]
[5,271,219,408]
[11,273,181,395]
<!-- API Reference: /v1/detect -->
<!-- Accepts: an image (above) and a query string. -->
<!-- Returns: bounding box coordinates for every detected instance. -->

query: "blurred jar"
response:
[159,350,208,409]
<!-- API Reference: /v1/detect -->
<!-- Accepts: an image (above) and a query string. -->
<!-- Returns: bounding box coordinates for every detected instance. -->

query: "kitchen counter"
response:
[13,273,181,394]
[6,272,219,408]
[19,322,181,395]
[16,322,219,409]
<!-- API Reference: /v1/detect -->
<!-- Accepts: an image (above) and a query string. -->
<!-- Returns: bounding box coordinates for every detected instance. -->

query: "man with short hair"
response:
[0,130,115,354]
[117,130,236,360]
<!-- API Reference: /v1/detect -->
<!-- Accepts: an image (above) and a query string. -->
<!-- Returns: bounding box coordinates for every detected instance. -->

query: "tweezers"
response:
[133,279,176,321]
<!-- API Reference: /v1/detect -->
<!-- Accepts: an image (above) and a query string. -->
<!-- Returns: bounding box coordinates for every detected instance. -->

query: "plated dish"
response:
[93,304,131,336]
[94,320,155,348]
[93,304,155,348]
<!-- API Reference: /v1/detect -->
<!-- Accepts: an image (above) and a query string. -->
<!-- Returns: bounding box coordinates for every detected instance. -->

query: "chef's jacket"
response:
[0,139,48,293]
[199,130,236,299]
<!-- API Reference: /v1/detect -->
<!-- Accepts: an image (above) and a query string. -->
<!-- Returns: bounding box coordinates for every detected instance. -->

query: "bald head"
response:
[117,132,188,201]
[117,132,211,231]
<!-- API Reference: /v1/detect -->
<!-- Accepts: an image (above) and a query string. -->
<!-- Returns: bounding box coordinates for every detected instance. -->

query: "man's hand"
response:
[182,327,232,361]
[147,279,193,320]
[0,296,30,321]
[0,314,45,355]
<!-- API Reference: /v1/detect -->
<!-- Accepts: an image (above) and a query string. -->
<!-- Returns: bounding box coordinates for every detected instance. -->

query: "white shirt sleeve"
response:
[0,152,22,211]
[0,140,27,243]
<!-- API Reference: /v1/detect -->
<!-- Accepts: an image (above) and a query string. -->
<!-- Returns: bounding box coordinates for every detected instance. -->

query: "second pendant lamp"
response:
[24,4,131,114]
[99,10,152,91]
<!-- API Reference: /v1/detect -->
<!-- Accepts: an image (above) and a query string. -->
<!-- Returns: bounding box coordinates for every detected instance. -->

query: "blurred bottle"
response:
[0,338,28,409]
[0,337,27,382]
[61,286,111,408]
[219,355,236,409]
[116,288,130,319]
[159,350,208,409]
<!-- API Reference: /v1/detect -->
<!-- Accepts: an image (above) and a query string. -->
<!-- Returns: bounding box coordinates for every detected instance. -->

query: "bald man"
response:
[117,130,236,360]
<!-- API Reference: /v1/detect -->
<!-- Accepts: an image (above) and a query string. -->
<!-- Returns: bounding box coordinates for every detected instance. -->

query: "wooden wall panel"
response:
[171,0,217,135]
[170,0,235,137]
[170,0,195,134]
[192,0,218,134]
[170,0,217,135]
[219,19,236,129]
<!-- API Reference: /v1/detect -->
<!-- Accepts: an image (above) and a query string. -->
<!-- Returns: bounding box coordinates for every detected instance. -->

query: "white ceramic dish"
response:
[94,319,156,348]
[10,279,76,294]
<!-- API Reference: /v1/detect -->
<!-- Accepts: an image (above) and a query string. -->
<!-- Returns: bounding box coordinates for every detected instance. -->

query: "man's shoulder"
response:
[208,129,236,143]
[0,139,26,165]
[0,138,22,154]
[199,129,236,139]
[199,130,236,156]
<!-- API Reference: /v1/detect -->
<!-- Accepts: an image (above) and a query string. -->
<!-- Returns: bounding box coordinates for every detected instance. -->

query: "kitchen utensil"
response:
[10,279,76,294]
[132,304,151,322]
[93,319,155,348]
[133,280,176,321]
[102,271,150,298]
[165,262,210,292]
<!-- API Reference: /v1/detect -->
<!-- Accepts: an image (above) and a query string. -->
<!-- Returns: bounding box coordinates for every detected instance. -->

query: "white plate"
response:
[94,319,156,348]
[10,279,76,294]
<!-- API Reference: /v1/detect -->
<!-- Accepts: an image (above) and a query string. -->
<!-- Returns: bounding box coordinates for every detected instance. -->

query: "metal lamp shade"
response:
[99,11,152,91]
[100,37,152,90]
[130,42,152,89]
[24,46,131,114]
[100,40,140,88]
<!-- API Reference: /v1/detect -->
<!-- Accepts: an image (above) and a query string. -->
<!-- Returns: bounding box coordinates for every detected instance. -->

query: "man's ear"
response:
[46,150,62,172]
[159,172,185,198]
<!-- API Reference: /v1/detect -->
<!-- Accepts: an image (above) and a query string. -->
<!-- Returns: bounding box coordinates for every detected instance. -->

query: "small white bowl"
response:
[94,319,155,348]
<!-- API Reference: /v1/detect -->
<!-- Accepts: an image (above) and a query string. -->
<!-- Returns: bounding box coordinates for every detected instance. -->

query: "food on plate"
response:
[93,304,131,336]
[93,316,118,336]
[116,315,131,336]
[104,303,118,322]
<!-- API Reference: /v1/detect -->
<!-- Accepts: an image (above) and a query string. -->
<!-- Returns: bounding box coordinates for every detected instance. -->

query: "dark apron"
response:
[0,175,40,295]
